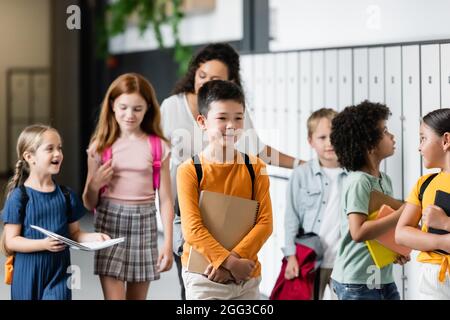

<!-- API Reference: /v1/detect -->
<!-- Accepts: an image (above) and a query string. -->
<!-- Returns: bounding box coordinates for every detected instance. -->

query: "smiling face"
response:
[193,60,230,94]
[112,92,148,134]
[197,99,245,148]
[25,130,63,176]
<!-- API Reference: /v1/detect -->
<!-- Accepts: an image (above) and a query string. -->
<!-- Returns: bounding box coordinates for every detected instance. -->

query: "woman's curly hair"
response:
[330,100,391,171]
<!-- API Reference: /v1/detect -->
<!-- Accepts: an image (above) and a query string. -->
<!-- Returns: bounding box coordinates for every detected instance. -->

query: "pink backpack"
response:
[99,134,162,196]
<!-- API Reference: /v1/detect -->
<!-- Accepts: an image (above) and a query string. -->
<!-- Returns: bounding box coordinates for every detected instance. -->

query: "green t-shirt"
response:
[331,171,395,285]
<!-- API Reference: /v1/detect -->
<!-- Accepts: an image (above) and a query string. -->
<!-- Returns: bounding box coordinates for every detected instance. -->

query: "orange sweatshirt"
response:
[177,152,273,278]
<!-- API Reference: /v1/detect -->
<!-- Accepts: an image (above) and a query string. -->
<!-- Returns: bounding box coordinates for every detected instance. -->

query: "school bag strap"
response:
[99,135,162,194]
[18,185,29,227]
[191,152,255,200]
[149,134,162,190]
[59,185,73,220]
[418,173,439,204]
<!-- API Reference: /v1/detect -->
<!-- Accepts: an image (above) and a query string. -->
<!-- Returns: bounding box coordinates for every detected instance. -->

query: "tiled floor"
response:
[0,214,182,300]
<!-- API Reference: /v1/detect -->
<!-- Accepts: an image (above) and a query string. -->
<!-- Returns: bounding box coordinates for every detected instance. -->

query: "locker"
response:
[368,47,385,104]
[421,44,441,116]
[402,45,422,300]
[325,50,338,109]
[240,55,254,114]
[353,48,369,104]
[338,49,353,110]
[300,51,313,160]
[385,46,403,200]
[421,44,441,175]
[253,54,265,132]
[275,53,288,162]
[312,50,325,110]
[264,54,276,148]
[286,52,301,157]
[440,44,450,107]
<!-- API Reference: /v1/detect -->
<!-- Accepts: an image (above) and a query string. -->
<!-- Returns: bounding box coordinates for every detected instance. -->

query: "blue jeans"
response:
[331,279,400,300]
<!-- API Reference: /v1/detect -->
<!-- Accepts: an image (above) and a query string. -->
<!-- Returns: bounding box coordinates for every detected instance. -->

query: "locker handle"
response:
[343,76,347,83]
[358,76,362,84]
[428,76,432,84]
[391,76,395,84]
[448,76,450,84]
[316,77,320,83]
[408,76,412,84]
[374,76,378,84]
[329,76,333,83]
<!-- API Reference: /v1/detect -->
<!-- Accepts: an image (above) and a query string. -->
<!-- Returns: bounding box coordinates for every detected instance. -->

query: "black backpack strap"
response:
[241,152,255,200]
[18,185,29,225]
[192,155,203,188]
[59,185,73,220]
[418,173,438,204]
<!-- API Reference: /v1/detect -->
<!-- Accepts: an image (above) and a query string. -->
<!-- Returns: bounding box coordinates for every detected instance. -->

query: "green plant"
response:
[98,0,192,75]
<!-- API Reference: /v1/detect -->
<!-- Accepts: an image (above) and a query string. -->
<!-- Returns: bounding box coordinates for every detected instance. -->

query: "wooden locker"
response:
[300,51,313,160]
[312,50,325,110]
[353,48,369,104]
[325,50,338,109]
[338,49,353,110]
[440,44,450,107]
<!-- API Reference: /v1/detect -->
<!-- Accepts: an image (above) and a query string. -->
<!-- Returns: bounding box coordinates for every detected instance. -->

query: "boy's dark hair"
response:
[330,100,391,171]
[172,43,242,94]
[197,80,245,116]
[422,108,450,136]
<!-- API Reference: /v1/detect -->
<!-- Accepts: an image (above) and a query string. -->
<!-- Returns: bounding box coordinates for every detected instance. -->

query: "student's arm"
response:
[232,162,273,259]
[177,162,230,270]
[68,221,110,243]
[258,145,305,169]
[82,144,113,211]
[157,154,174,272]
[348,206,404,242]
[396,203,450,252]
[4,224,65,253]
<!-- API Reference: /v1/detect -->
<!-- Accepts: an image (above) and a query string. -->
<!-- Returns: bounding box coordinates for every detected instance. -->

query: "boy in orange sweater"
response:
[177,80,273,300]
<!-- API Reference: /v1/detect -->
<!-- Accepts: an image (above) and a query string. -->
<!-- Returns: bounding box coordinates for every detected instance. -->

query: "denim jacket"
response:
[283,158,347,257]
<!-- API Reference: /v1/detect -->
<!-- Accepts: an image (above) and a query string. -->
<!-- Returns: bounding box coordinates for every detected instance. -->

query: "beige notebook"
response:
[187,190,259,274]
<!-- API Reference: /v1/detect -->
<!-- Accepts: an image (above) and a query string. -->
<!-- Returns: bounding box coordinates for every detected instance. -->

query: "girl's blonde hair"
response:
[1,124,58,256]
[90,73,168,154]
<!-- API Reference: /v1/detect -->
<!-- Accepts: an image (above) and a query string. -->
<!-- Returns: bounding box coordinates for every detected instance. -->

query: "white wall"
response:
[0,0,50,173]
[109,0,243,54]
[269,0,450,51]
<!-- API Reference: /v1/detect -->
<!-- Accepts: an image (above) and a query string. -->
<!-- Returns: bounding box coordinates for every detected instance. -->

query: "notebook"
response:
[365,191,408,268]
[187,190,259,274]
[428,190,450,254]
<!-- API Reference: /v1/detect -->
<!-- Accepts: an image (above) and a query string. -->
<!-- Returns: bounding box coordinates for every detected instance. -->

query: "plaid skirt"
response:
[94,199,160,282]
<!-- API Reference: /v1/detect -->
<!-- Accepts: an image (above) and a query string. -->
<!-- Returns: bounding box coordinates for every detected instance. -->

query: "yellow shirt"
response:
[176,152,273,278]
[406,171,450,282]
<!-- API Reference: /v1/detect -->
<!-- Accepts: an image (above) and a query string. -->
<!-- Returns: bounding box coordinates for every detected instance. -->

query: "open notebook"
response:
[187,191,259,274]
[31,225,125,251]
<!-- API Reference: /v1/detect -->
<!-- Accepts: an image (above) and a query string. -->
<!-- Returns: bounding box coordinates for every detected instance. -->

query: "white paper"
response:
[30,225,125,251]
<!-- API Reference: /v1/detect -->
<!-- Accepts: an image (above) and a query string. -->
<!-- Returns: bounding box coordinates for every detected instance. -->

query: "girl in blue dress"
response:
[1,124,110,300]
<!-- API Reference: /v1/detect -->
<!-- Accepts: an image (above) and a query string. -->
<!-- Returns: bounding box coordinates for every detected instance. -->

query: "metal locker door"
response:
[402,45,422,300]
[353,48,369,104]
[338,49,353,110]
[240,55,254,115]
[286,52,300,158]
[440,44,450,107]
[300,51,312,160]
[368,47,385,104]
[253,54,265,132]
[421,44,441,175]
[312,50,325,110]
[264,54,276,148]
[325,50,338,109]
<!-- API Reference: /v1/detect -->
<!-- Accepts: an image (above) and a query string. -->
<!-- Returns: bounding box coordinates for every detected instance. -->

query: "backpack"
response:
[3,185,72,285]
[99,134,162,196]
[172,152,256,257]
[418,173,438,204]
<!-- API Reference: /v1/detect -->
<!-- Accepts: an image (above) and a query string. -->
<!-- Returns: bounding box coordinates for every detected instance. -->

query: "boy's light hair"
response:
[307,108,338,138]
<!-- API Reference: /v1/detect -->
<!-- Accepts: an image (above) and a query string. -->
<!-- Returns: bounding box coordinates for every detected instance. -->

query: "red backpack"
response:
[99,134,162,196]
